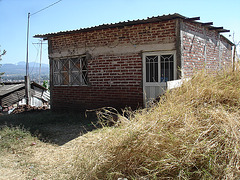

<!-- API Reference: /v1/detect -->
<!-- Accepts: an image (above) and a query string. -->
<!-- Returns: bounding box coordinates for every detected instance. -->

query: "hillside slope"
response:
[70,68,240,179]
[1,68,240,179]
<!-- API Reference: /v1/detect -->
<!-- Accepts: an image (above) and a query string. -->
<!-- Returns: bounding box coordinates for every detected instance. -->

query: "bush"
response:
[72,69,240,179]
[0,126,34,154]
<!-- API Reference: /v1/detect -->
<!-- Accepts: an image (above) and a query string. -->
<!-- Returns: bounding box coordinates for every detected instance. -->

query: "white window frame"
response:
[142,51,177,87]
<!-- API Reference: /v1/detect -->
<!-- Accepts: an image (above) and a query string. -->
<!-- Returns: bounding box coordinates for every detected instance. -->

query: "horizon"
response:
[1,61,49,65]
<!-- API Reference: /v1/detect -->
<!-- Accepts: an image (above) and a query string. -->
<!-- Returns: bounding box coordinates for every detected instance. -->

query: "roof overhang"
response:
[34,13,234,46]
[34,13,186,38]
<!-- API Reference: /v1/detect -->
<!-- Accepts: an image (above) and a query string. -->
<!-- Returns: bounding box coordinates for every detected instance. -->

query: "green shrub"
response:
[0,126,34,153]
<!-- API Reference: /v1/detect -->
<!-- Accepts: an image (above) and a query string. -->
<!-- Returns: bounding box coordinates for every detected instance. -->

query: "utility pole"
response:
[233,45,236,72]
[24,0,63,105]
[39,39,43,84]
[25,12,30,106]
[33,40,47,84]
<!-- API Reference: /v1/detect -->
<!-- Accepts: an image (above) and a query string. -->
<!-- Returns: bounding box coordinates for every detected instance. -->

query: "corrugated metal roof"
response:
[0,82,47,97]
[1,89,25,106]
[34,13,188,38]
[34,13,234,45]
[0,82,49,106]
[0,84,25,96]
[31,81,47,90]
[42,91,50,102]
[33,13,190,38]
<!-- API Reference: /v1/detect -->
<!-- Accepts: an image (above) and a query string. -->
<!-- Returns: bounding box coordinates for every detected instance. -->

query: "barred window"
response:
[160,54,174,82]
[146,55,158,82]
[52,56,88,86]
[145,53,175,83]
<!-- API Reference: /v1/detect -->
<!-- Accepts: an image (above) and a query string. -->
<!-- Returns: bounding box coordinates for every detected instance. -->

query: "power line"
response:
[31,0,63,16]
[26,0,63,76]
[25,0,63,104]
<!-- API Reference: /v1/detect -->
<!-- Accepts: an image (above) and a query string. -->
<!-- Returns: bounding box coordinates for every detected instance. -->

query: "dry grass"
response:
[1,67,240,179]
[71,68,240,179]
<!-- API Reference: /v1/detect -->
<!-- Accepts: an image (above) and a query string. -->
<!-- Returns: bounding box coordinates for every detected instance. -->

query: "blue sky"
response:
[0,0,239,65]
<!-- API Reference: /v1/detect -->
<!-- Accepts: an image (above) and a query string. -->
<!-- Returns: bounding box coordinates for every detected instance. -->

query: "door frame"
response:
[142,50,177,107]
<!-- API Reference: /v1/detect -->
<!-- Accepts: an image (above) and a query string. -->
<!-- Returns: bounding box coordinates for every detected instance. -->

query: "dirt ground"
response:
[0,110,101,146]
[0,110,104,179]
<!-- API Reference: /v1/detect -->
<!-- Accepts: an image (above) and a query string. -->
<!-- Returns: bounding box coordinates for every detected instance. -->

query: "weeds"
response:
[0,126,34,154]
[72,68,240,179]
[1,68,240,179]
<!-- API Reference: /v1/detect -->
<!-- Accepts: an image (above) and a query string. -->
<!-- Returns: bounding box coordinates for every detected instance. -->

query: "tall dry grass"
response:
[1,67,240,179]
[71,68,240,179]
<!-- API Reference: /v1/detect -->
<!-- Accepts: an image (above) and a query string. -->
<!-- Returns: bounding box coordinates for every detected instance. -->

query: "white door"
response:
[143,51,176,106]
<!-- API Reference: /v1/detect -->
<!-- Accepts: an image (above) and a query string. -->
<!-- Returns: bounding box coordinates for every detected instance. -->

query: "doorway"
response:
[142,51,176,106]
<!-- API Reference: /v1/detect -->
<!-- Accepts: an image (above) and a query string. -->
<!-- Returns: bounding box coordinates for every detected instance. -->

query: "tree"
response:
[0,48,6,61]
[42,80,49,90]
[0,47,6,77]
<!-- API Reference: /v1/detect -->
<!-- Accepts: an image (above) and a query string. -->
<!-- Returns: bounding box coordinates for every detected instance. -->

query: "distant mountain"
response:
[16,61,49,68]
[0,62,49,82]
[0,62,49,75]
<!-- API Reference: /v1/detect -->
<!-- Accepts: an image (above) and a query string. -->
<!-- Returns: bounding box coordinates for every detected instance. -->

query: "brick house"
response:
[34,13,234,111]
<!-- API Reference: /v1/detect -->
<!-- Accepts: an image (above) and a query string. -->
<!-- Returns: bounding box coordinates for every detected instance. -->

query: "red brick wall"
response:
[50,20,177,52]
[49,18,233,111]
[51,54,143,111]
[220,36,232,66]
[49,20,178,111]
[181,21,232,77]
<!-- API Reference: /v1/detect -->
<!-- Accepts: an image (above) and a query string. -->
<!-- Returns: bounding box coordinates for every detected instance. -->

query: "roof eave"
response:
[34,13,234,47]
[220,35,235,46]
[34,13,187,39]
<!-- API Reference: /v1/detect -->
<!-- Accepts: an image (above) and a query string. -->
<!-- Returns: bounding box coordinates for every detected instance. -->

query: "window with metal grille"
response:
[146,55,158,82]
[52,56,88,86]
[160,54,174,82]
[145,53,174,83]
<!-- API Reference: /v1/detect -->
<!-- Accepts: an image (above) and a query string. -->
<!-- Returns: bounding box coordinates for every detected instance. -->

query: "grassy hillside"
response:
[1,68,240,179]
